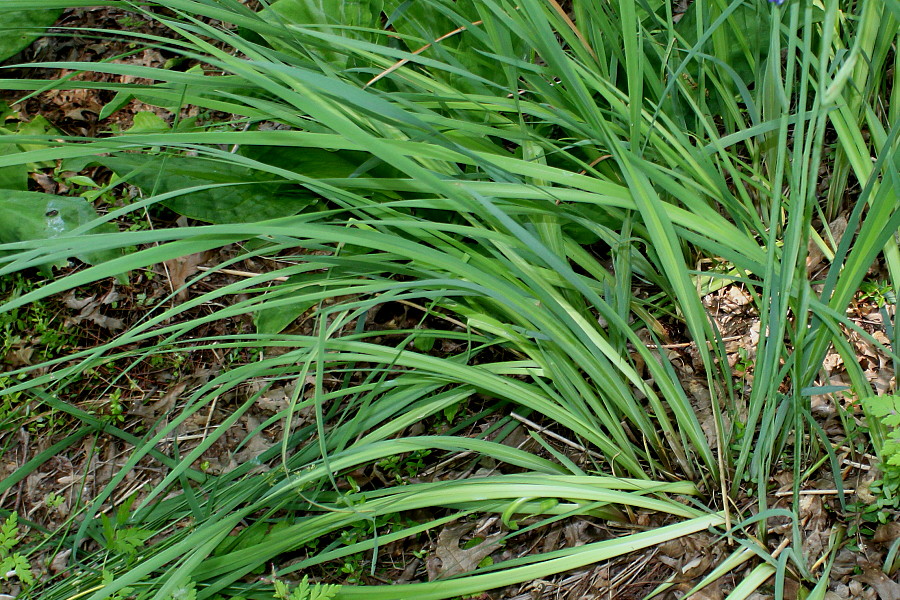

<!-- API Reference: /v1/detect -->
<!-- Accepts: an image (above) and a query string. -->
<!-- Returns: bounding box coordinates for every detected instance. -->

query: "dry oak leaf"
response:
[63,289,124,331]
[872,522,900,545]
[855,568,900,600]
[163,250,211,302]
[427,523,503,580]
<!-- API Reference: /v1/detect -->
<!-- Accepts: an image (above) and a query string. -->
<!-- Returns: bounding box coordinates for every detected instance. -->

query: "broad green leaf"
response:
[382,0,524,92]
[0,102,15,122]
[252,247,373,334]
[0,190,120,270]
[0,113,61,175]
[99,91,134,121]
[258,0,385,69]
[237,145,370,180]
[81,154,313,224]
[674,0,777,119]
[675,1,772,84]
[124,111,171,134]
[0,138,27,190]
[265,0,383,33]
[15,114,58,147]
[86,147,377,224]
[0,9,62,63]
[253,273,322,335]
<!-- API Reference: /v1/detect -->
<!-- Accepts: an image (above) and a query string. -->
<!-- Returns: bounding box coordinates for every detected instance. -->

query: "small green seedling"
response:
[44,492,65,509]
[273,575,340,600]
[100,494,153,559]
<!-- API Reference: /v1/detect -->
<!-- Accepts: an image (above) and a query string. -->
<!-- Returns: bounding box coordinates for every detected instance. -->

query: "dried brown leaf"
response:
[5,346,34,367]
[63,291,125,331]
[49,549,71,575]
[427,523,503,580]
[807,215,848,274]
[163,251,211,302]
[856,568,900,600]
[130,381,187,418]
[872,522,900,545]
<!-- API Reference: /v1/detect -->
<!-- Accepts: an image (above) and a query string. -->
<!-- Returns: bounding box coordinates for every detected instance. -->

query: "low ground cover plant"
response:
[0,0,898,598]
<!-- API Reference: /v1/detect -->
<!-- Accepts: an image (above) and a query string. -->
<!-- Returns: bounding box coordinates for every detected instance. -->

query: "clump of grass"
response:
[0,0,897,598]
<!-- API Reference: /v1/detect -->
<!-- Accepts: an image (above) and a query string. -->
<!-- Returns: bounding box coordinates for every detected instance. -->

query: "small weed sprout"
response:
[100,570,136,600]
[44,492,65,509]
[273,575,339,600]
[100,495,153,561]
[859,281,896,308]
